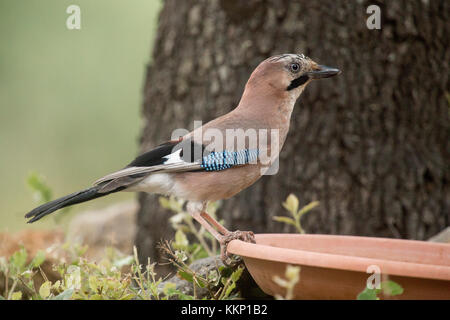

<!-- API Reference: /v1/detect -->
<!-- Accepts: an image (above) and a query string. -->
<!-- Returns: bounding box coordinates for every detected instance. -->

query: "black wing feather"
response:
[127,139,208,167]
[127,141,179,167]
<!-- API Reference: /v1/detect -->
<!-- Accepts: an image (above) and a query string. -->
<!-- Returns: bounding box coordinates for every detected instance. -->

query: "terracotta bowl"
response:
[227,234,450,300]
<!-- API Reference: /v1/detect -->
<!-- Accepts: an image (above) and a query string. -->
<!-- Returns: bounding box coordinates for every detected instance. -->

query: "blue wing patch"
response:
[200,149,259,171]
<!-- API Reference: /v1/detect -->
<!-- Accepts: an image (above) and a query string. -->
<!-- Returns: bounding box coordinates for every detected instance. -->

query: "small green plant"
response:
[158,195,244,299]
[0,242,137,300]
[273,194,319,234]
[272,265,301,300]
[27,172,52,204]
[160,241,244,300]
[0,246,46,300]
[357,280,404,300]
[1,189,244,300]
[26,172,72,223]
[0,242,244,300]
[160,196,222,259]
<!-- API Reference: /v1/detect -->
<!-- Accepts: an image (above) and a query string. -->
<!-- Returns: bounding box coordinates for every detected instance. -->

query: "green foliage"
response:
[273,194,319,233]
[157,195,244,299]
[0,245,45,300]
[357,280,404,300]
[1,194,244,300]
[272,265,301,300]
[27,172,52,204]
[161,196,222,259]
[159,241,244,300]
[26,172,72,223]
[0,242,136,300]
[2,187,407,301]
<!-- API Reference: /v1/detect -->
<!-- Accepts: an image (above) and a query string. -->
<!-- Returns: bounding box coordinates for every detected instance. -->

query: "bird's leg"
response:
[187,202,255,266]
[198,210,256,266]
[199,211,229,235]
[200,211,255,247]
[190,211,224,240]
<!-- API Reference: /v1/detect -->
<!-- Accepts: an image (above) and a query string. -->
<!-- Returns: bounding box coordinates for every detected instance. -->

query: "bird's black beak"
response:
[307,65,341,79]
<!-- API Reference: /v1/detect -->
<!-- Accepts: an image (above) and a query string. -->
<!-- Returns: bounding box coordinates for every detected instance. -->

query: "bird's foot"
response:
[219,230,256,267]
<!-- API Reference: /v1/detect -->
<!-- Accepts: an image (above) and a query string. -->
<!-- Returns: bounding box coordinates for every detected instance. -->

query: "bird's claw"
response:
[219,230,255,267]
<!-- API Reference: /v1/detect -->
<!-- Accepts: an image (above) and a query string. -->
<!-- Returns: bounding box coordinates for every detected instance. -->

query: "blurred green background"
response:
[0,0,161,231]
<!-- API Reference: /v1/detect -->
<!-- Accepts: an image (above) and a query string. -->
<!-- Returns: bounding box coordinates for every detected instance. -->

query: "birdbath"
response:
[227,234,450,299]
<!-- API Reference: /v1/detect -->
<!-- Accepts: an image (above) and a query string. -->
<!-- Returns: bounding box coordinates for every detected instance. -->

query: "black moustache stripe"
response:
[286,75,309,91]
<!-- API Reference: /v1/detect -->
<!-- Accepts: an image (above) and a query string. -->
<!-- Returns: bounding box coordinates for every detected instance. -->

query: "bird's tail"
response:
[25,185,120,223]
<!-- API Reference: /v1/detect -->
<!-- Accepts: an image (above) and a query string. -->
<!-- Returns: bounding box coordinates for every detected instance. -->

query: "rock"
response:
[158,256,269,299]
[66,200,138,260]
[0,229,64,258]
[427,227,450,243]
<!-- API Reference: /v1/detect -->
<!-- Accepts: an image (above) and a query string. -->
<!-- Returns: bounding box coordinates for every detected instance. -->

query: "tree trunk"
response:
[136,0,449,273]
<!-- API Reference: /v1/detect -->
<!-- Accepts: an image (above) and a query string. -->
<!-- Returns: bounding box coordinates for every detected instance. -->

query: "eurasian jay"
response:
[25,53,340,263]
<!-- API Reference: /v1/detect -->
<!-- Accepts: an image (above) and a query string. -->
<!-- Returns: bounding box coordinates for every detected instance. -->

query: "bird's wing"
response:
[93,138,259,193]
[93,139,203,192]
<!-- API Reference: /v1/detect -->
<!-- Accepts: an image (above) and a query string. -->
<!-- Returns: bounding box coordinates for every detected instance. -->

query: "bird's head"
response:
[246,53,341,100]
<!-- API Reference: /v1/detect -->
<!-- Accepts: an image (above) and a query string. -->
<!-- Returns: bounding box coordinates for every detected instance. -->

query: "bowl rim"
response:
[227,234,450,281]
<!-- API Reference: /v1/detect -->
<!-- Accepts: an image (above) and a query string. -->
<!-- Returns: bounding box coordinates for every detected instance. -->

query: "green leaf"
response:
[163,282,177,296]
[178,270,194,283]
[381,280,404,297]
[357,281,403,300]
[298,201,320,216]
[65,265,81,290]
[282,194,299,215]
[159,196,184,212]
[285,265,300,283]
[207,269,219,282]
[27,172,52,203]
[88,276,98,292]
[9,247,28,273]
[175,250,188,262]
[193,276,207,288]
[119,293,135,300]
[174,229,189,250]
[273,275,289,288]
[357,287,379,300]
[39,281,52,299]
[113,255,134,268]
[223,282,236,299]
[273,216,297,227]
[52,280,61,290]
[30,250,46,268]
[0,257,7,272]
[206,201,219,215]
[231,266,244,282]
[11,291,22,300]
[158,197,171,209]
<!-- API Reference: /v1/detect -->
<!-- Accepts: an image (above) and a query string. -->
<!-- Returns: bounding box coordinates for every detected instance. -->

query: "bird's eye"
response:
[290,63,300,73]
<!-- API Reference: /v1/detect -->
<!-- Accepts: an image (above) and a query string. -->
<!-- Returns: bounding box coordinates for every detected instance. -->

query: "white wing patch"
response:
[162,148,183,164]
[93,148,201,186]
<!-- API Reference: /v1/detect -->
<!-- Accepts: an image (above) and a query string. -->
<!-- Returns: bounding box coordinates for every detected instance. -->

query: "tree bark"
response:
[136,0,449,273]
